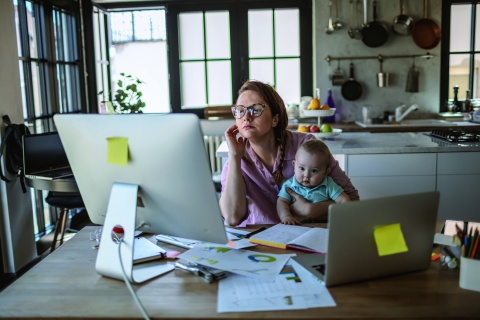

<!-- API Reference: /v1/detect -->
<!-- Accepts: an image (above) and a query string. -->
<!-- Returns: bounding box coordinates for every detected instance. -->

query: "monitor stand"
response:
[95,182,174,283]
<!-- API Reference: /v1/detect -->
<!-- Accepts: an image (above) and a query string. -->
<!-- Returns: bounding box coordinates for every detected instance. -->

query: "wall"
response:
[314,0,442,122]
[0,1,37,274]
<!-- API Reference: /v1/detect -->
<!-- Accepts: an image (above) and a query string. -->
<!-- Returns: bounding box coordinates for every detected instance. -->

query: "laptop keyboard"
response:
[41,169,73,178]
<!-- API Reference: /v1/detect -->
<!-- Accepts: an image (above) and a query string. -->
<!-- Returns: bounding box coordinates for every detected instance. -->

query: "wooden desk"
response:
[0,226,479,319]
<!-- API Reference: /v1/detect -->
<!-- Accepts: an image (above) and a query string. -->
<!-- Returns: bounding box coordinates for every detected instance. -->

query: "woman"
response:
[219,80,358,227]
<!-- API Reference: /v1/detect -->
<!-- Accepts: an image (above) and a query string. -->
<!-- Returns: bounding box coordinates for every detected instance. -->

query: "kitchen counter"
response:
[287,121,480,133]
[216,132,480,157]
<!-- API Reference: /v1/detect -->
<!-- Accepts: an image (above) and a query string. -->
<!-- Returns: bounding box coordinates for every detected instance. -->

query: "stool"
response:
[45,192,84,252]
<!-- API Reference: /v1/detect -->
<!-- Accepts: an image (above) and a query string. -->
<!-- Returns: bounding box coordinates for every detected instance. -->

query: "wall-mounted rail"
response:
[325,52,435,63]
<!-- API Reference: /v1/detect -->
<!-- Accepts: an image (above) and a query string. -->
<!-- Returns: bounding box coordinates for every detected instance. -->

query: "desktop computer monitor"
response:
[54,113,227,283]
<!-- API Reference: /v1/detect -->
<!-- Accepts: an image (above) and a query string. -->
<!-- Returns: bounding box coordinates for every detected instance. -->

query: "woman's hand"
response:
[224,124,246,161]
[286,188,311,221]
[286,187,330,222]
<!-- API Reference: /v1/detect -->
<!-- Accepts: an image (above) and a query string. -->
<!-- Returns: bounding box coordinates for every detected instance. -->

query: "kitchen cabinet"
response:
[347,153,437,200]
[436,152,480,221]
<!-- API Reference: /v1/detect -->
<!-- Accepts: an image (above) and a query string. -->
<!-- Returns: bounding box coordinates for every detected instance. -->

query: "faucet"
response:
[395,104,419,123]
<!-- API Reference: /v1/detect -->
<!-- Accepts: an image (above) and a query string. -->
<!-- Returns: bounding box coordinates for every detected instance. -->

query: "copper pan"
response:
[411,0,441,49]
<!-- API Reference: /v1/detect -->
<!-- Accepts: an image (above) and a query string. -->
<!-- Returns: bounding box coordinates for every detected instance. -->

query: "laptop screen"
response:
[23,132,70,174]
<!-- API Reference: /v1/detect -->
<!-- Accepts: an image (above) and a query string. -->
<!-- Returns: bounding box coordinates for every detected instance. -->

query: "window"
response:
[14,0,84,239]
[167,0,312,117]
[106,9,170,113]
[441,1,480,110]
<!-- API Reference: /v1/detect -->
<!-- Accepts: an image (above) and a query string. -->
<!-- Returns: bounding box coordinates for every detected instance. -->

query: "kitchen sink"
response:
[355,119,455,128]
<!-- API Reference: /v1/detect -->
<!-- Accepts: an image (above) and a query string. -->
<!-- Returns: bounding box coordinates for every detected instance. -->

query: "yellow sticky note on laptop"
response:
[107,137,129,166]
[373,223,408,256]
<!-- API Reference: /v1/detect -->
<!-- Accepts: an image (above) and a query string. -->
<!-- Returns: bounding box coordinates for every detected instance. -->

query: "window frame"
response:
[441,0,480,111]
[166,0,313,118]
[15,0,85,240]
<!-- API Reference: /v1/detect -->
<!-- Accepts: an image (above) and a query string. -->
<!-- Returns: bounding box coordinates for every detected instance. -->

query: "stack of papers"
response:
[175,228,336,313]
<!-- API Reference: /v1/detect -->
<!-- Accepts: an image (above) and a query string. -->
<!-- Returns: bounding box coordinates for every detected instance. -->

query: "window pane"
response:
[179,12,204,60]
[476,4,480,51]
[450,5,471,52]
[18,61,28,116]
[474,55,480,99]
[249,59,274,86]
[31,62,43,117]
[26,2,39,58]
[206,11,230,59]
[111,12,133,42]
[275,9,299,57]
[207,60,232,105]
[248,10,273,58]
[181,61,206,107]
[449,54,469,100]
[276,58,300,104]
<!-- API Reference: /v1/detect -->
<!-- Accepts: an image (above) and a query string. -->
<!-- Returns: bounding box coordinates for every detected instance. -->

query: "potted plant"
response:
[99,73,146,113]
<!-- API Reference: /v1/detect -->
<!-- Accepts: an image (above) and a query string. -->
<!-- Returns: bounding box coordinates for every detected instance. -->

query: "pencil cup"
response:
[459,256,480,292]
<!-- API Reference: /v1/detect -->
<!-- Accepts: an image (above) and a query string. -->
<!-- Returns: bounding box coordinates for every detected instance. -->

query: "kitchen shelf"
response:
[325,53,435,63]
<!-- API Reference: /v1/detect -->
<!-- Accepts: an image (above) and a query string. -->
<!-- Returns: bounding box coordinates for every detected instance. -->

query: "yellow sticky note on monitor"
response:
[373,223,408,256]
[107,137,129,166]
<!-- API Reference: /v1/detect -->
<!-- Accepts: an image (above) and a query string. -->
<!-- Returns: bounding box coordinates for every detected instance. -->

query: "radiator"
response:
[204,135,225,177]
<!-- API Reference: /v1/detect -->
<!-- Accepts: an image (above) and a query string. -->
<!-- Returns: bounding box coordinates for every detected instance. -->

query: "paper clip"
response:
[174,259,226,283]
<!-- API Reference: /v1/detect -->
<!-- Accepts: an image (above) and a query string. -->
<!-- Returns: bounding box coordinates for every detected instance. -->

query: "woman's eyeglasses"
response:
[231,103,266,119]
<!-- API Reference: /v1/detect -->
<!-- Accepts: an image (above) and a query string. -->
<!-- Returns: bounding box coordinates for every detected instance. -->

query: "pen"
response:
[469,228,479,259]
[243,227,267,239]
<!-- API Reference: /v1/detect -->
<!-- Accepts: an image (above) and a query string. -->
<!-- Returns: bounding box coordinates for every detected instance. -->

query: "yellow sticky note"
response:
[373,223,408,256]
[107,137,129,166]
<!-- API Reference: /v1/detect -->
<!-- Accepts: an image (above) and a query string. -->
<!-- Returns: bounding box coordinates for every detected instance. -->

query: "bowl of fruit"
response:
[302,98,336,117]
[297,124,342,139]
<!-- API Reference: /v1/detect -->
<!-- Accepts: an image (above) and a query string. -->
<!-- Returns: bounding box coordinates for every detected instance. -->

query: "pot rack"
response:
[325,52,435,63]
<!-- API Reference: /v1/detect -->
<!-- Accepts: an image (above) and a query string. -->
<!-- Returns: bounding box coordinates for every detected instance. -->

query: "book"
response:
[248,224,329,253]
[133,237,167,264]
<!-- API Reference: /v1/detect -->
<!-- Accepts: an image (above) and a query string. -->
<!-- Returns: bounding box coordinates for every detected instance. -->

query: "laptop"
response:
[23,132,73,180]
[291,191,440,287]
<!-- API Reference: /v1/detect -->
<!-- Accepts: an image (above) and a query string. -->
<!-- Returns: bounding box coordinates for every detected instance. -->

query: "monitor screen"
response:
[54,113,227,245]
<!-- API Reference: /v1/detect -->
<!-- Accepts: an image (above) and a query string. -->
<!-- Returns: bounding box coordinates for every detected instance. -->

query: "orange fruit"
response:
[298,125,309,132]
[320,104,330,110]
[308,98,320,110]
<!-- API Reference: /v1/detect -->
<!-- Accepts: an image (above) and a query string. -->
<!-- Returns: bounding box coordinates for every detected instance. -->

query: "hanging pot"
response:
[376,57,389,88]
[411,0,441,49]
[341,63,363,101]
[392,0,414,36]
[405,58,419,92]
[361,0,389,48]
[331,60,346,86]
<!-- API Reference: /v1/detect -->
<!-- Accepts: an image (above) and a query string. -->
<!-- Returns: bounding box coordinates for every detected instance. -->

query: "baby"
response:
[277,139,350,225]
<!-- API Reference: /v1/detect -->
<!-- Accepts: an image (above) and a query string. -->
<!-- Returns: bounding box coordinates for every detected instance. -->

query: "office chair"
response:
[45,191,84,252]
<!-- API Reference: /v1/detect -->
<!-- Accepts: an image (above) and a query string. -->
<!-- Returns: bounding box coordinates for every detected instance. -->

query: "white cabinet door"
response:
[348,153,437,200]
[436,152,480,221]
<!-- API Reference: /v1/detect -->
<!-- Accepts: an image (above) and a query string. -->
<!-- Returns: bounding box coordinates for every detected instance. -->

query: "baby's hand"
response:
[281,216,300,225]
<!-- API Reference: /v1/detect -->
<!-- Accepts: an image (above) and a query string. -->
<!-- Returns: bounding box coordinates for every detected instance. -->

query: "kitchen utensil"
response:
[411,0,441,49]
[348,0,356,38]
[392,0,414,36]
[326,1,335,34]
[341,63,363,101]
[331,60,346,86]
[376,56,389,88]
[405,58,419,92]
[333,0,344,30]
[361,0,389,48]
[353,0,363,39]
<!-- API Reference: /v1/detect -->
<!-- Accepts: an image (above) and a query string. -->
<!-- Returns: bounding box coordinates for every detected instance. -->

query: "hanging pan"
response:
[411,0,441,49]
[392,0,414,36]
[341,63,363,101]
[361,0,389,48]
